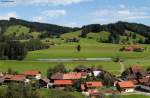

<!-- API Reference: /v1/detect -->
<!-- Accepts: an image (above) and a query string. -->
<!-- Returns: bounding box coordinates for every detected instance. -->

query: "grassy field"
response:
[1,38,150,76]
[0,60,120,76]
[1,37,150,98]
[26,39,150,60]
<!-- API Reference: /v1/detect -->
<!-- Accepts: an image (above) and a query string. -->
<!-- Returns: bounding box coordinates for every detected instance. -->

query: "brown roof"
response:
[41,78,50,83]
[63,73,81,80]
[118,81,135,88]
[53,80,72,85]
[10,75,26,81]
[51,73,63,80]
[2,74,26,82]
[24,70,39,76]
[86,81,103,88]
[51,72,82,80]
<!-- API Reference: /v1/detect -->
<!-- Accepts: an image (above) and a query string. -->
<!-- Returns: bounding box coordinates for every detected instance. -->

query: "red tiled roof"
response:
[53,80,72,85]
[63,73,81,79]
[80,72,88,77]
[3,74,26,82]
[86,81,103,88]
[118,81,135,88]
[24,70,39,76]
[10,75,26,81]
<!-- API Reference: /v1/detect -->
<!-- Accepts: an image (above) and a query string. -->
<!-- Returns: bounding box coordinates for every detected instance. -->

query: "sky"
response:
[0,0,150,27]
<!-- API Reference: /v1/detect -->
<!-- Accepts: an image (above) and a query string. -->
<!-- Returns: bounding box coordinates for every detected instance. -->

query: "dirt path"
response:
[119,61,125,75]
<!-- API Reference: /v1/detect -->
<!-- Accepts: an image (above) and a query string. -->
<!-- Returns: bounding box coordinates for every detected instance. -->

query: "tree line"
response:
[81,21,150,44]
[0,18,79,38]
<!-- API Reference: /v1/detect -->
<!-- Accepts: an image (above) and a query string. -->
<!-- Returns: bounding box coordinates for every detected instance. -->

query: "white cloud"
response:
[119,4,126,9]
[32,9,66,22]
[0,12,18,20]
[32,16,46,22]
[28,0,86,5]
[42,9,66,18]
[0,0,90,6]
[90,7,150,24]
[62,22,78,27]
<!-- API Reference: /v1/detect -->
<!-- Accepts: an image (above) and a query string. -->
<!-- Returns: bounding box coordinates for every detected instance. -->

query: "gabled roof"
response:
[24,70,39,76]
[41,78,50,83]
[51,73,63,80]
[51,72,82,80]
[2,74,26,82]
[10,75,26,81]
[53,80,72,85]
[63,73,81,80]
[86,81,103,88]
[118,81,135,88]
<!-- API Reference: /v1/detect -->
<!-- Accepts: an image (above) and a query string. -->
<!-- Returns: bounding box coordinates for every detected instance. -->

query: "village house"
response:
[0,74,27,84]
[53,80,72,89]
[24,70,41,80]
[122,65,145,81]
[51,72,82,81]
[51,72,82,89]
[39,78,52,88]
[120,45,144,52]
[116,81,135,93]
[81,81,103,91]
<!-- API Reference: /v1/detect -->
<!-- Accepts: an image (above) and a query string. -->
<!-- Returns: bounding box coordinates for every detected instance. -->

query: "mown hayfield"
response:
[1,38,150,76]
[26,39,150,61]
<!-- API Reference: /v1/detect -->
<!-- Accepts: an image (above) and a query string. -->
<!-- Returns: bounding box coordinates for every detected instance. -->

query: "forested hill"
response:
[0,18,79,36]
[81,21,150,38]
[1,18,150,43]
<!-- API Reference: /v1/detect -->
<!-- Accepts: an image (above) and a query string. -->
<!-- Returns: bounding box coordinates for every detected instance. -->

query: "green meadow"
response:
[1,38,150,76]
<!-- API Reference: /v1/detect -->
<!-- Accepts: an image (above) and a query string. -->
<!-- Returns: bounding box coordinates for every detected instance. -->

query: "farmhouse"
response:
[53,80,72,89]
[39,78,51,88]
[86,81,103,89]
[117,81,135,93]
[63,72,82,80]
[81,81,103,91]
[24,70,41,79]
[51,72,82,80]
[0,74,26,84]
[120,45,144,52]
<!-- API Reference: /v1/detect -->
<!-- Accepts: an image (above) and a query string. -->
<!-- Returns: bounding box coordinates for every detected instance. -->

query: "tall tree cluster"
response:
[0,40,27,60]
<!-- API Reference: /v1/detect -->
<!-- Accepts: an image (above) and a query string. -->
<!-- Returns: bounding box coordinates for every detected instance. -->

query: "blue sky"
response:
[0,0,150,27]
